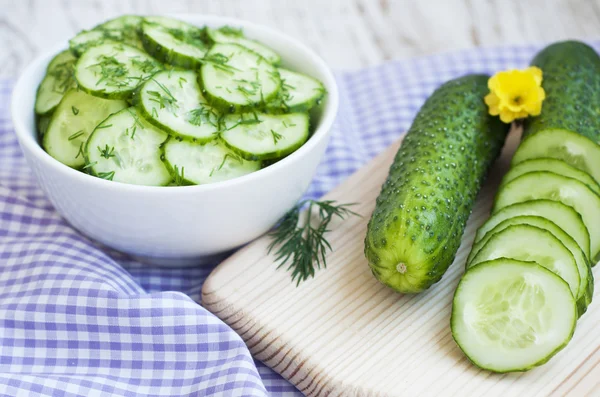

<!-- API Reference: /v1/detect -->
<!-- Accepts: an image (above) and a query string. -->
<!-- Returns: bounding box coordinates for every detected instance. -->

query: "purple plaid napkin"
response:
[2,42,596,396]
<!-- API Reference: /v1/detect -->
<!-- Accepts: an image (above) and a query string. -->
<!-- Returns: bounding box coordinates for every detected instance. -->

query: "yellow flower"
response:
[484,66,545,123]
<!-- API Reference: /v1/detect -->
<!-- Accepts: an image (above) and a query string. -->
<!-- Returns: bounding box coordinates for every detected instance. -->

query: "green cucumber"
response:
[98,15,143,49]
[199,43,281,112]
[511,128,600,186]
[205,27,281,64]
[135,70,220,143]
[364,75,510,293]
[43,89,127,169]
[220,112,309,161]
[267,68,326,113]
[85,107,171,186]
[470,224,580,298]
[467,216,590,315]
[470,199,591,262]
[141,16,208,69]
[35,50,77,115]
[524,41,600,144]
[162,138,261,185]
[493,171,600,262]
[501,158,600,195]
[75,42,163,99]
[452,258,577,373]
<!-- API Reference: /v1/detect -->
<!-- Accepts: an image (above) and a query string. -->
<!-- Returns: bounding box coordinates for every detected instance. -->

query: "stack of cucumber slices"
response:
[452,41,600,373]
[35,15,326,186]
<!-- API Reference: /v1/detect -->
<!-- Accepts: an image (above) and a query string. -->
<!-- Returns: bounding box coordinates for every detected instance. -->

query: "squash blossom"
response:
[484,66,546,123]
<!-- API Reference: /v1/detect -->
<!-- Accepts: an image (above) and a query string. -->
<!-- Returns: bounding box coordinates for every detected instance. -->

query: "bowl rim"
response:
[11,14,339,194]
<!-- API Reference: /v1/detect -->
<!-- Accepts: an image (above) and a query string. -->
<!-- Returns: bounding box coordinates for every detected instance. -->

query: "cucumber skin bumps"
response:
[525,41,600,143]
[364,75,510,293]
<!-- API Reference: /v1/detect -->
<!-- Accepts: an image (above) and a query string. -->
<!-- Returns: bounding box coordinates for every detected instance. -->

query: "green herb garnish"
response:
[271,129,283,144]
[68,130,85,141]
[98,144,115,159]
[71,106,79,115]
[97,171,115,181]
[268,200,359,285]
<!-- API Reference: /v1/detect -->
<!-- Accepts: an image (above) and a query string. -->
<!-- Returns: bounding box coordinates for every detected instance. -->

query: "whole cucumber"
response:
[364,75,509,293]
[525,41,600,143]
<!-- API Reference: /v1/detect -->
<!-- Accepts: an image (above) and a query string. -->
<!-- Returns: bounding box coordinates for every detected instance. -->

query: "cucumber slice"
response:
[452,258,577,373]
[200,43,281,112]
[493,171,600,261]
[501,158,600,195]
[135,70,220,142]
[221,112,309,161]
[35,50,77,115]
[267,68,326,113]
[69,30,125,57]
[37,115,51,139]
[470,224,580,297]
[43,89,127,169]
[98,15,144,50]
[75,43,162,99]
[467,215,591,315]
[471,199,591,261]
[163,139,261,185]
[141,16,208,69]
[85,107,171,186]
[206,27,281,64]
[512,128,600,185]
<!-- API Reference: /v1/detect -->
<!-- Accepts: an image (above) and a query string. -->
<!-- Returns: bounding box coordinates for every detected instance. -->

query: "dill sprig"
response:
[172,165,186,186]
[268,200,359,286]
[98,144,115,159]
[187,104,218,127]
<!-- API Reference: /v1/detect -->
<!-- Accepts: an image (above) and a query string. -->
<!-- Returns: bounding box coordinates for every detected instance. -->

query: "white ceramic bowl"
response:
[11,15,338,262]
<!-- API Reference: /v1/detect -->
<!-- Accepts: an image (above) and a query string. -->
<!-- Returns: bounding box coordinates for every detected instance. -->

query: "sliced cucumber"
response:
[512,128,600,185]
[452,258,577,373]
[267,68,326,113]
[220,112,309,161]
[43,89,127,169]
[206,27,281,64]
[37,115,52,139]
[467,215,590,315]
[135,70,220,142]
[493,171,600,261]
[141,16,208,69]
[69,30,124,57]
[98,15,143,49]
[200,43,281,111]
[75,43,162,99]
[471,199,590,262]
[35,50,77,115]
[501,158,600,195]
[470,224,580,297]
[163,139,261,185]
[85,107,171,186]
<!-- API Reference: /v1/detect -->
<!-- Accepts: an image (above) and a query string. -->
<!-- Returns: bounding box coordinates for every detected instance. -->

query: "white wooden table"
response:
[1,0,600,78]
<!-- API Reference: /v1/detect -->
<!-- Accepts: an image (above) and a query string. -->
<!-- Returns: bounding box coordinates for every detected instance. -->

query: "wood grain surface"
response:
[2,0,600,78]
[202,128,600,396]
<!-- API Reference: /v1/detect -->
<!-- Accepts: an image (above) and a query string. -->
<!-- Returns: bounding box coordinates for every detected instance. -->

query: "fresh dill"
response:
[147,78,178,111]
[68,130,85,141]
[200,53,241,74]
[95,123,113,129]
[270,129,283,145]
[178,76,187,89]
[71,106,79,115]
[82,161,98,170]
[188,105,218,127]
[131,58,160,74]
[210,153,242,177]
[97,171,116,181]
[172,165,186,186]
[49,60,76,93]
[89,55,128,88]
[98,144,115,159]
[75,142,85,159]
[218,26,243,36]
[267,200,359,286]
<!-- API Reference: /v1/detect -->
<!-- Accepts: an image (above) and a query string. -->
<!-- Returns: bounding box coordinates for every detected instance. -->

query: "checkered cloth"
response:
[1,42,597,396]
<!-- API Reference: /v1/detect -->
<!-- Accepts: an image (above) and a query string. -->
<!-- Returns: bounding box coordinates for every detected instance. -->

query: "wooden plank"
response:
[202,129,600,396]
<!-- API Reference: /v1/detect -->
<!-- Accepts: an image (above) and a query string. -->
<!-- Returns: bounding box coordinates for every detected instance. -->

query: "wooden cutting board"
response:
[201,129,600,397]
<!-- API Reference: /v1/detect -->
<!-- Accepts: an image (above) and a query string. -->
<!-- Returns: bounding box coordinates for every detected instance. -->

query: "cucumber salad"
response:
[35,15,326,186]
